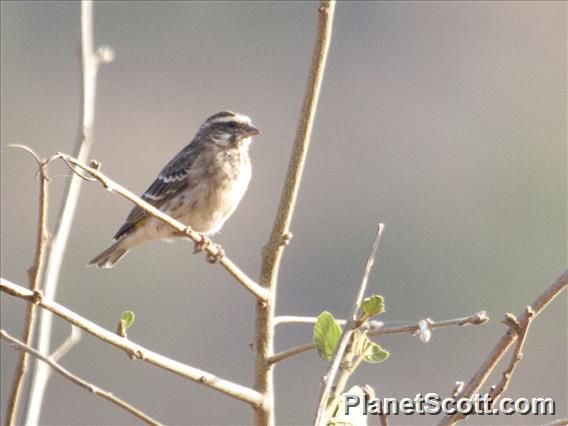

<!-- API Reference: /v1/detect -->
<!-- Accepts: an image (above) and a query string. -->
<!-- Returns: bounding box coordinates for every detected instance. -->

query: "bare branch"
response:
[254,2,336,423]
[370,311,489,338]
[268,311,488,365]
[5,148,49,426]
[7,144,43,164]
[487,307,534,404]
[274,315,351,327]
[438,269,568,426]
[26,2,114,423]
[314,224,384,426]
[56,153,270,301]
[50,325,82,362]
[268,342,316,366]
[1,278,264,409]
[350,224,384,321]
[1,330,161,426]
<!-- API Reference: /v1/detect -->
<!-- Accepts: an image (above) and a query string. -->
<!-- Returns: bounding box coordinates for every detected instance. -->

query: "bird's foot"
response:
[193,234,224,263]
[193,234,211,254]
[206,244,225,264]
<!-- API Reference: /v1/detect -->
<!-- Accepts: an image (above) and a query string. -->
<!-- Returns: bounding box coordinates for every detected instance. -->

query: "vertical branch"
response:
[314,224,384,426]
[348,224,384,321]
[254,1,336,424]
[25,2,113,424]
[5,149,48,426]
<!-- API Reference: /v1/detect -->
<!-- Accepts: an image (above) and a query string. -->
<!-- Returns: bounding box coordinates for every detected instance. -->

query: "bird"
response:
[88,110,259,268]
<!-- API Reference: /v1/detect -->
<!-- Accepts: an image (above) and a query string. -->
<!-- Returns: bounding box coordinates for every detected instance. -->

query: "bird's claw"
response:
[193,235,224,263]
[193,234,210,254]
[206,245,225,264]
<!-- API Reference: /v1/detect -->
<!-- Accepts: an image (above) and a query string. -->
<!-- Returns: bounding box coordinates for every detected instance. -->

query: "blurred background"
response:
[1,1,565,425]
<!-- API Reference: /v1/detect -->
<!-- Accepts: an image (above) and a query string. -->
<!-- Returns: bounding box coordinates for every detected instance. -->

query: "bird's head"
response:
[199,110,260,149]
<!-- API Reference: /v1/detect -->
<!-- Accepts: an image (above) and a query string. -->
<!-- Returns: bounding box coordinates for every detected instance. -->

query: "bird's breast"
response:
[176,149,251,234]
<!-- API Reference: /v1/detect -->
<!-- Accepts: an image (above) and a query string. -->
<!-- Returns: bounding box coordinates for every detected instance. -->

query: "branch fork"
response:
[1,329,161,425]
[487,306,535,405]
[438,270,567,426]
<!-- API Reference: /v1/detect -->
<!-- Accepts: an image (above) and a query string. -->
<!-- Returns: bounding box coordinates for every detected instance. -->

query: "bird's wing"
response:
[113,144,200,240]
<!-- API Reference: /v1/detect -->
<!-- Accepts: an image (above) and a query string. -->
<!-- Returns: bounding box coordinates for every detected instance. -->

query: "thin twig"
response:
[487,307,534,405]
[1,330,161,426]
[50,325,82,362]
[332,329,366,404]
[26,2,113,423]
[268,311,488,365]
[314,224,384,426]
[56,153,269,301]
[7,144,43,165]
[1,278,264,409]
[274,315,350,327]
[369,311,489,337]
[268,342,316,365]
[5,147,49,426]
[350,224,384,321]
[438,269,568,426]
[254,3,336,424]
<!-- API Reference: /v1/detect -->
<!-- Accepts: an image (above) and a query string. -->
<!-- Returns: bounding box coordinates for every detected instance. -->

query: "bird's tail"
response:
[88,241,129,268]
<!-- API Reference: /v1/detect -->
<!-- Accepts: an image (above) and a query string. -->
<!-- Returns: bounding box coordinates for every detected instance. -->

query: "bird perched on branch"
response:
[88,110,259,268]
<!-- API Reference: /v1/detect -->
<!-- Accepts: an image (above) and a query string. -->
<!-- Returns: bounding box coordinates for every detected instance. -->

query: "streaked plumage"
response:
[88,111,259,268]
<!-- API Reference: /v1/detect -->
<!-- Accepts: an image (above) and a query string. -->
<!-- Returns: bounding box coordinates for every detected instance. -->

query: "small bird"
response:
[88,110,259,268]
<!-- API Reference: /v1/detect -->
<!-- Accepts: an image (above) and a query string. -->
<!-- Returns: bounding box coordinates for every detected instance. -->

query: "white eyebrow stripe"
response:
[209,115,234,123]
[209,114,252,125]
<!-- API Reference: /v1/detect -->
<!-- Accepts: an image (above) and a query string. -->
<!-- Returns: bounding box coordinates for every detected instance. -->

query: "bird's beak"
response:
[241,124,260,137]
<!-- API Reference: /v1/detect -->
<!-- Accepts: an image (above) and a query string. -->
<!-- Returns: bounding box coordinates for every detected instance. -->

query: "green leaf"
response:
[120,311,135,329]
[364,341,389,363]
[354,334,389,364]
[361,295,385,317]
[313,311,342,360]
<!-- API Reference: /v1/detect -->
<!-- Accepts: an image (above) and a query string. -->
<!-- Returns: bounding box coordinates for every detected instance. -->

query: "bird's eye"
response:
[227,122,237,129]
